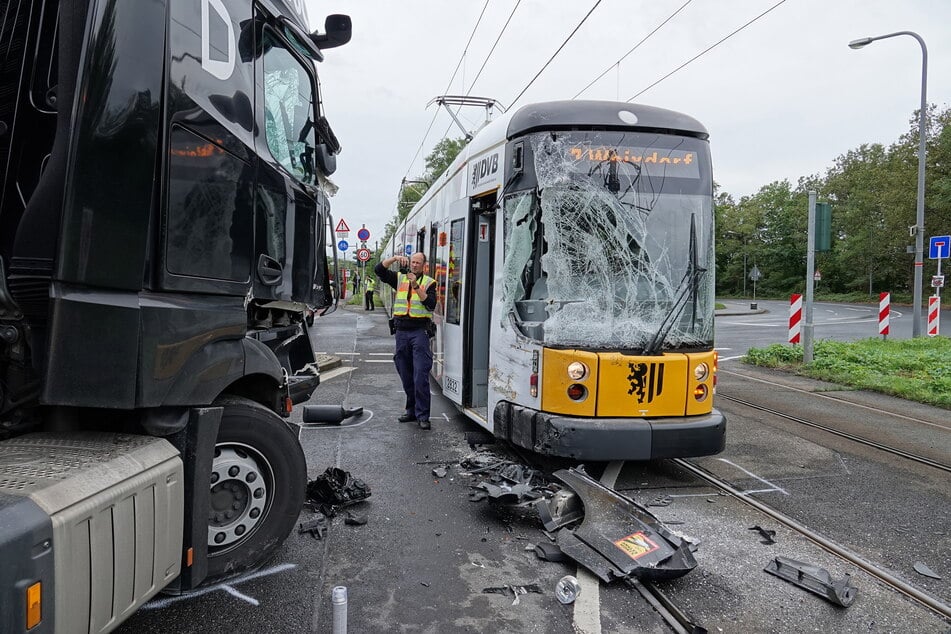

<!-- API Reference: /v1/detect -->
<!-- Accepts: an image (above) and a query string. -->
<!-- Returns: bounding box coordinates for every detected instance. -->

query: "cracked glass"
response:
[502,130,715,351]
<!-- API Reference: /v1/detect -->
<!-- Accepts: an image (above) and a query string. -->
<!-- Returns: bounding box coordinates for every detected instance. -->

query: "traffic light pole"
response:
[803,191,817,363]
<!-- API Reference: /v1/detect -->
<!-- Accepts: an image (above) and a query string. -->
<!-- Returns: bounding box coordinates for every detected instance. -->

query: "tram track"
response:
[674,457,951,621]
[716,392,951,473]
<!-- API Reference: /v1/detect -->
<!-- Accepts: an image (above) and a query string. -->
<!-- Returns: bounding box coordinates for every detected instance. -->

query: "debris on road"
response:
[749,525,777,545]
[299,513,329,539]
[764,556,857,607]
[552,468,699,582]
[534,541,569,563]
[534,489,582,531]
[913,562,942,580]
[432,465,449,478]
[555,575,581,604]
[306,467,371,517]
[482,584,543,606]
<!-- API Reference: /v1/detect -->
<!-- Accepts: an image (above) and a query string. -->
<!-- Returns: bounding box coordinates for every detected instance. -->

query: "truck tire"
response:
[206,396,306,580]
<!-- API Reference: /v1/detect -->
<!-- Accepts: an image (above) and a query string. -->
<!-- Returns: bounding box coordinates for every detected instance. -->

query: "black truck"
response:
[0,1,349,631]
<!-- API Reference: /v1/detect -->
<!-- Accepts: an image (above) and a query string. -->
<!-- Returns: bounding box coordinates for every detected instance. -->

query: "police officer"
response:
[375,252,436,429]
[364,275,377,311]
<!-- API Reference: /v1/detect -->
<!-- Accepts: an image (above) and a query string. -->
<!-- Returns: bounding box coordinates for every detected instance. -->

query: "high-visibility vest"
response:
[393,273,435,318]
[366,277,376,292]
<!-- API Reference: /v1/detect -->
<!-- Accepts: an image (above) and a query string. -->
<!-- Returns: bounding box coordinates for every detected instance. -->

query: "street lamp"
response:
[849,31,928,336]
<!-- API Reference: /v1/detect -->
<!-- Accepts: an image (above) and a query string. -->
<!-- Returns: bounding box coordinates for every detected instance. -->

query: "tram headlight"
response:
[566,383,588,401]
[693,362,710,382]
[566,362,588,381]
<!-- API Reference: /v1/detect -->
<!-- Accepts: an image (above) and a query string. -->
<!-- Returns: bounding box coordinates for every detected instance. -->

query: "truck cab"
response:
[0,1,349,630]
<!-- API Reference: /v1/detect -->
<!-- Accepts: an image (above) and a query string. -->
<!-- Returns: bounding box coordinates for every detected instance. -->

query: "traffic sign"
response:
[356,248,371,262]
[335,218,350,233]
[813,270,822,281]
[933,275,945,288]
[357,227,370,241]
[929,235,950,259]
[405,244,412,255]
[338,240,349,251]
[748,266,761,282]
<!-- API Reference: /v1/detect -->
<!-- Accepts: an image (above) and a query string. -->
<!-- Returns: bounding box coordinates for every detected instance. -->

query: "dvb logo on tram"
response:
[471,152,500,189]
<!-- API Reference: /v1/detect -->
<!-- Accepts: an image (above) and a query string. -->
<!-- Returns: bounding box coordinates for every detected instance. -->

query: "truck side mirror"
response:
[312,14,351,50]
[314,144,336,176]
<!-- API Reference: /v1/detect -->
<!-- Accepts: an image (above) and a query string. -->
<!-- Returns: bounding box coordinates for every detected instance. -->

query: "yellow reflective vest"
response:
[392,273,435,318]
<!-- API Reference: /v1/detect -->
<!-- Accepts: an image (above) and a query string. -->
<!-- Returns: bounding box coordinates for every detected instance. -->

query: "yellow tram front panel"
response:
[541,349,600,417]
[596,353,688,417]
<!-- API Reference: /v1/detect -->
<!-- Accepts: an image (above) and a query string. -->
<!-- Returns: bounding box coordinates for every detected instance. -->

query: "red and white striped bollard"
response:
[928,296,940,337]
[789,294,802,344]
[878,292,890,338]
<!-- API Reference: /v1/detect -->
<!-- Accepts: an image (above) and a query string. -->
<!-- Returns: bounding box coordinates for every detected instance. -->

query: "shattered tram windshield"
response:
[502,130,715,351]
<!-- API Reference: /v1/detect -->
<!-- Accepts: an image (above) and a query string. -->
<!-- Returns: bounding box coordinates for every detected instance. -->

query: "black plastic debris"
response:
[913,562,942,580]
[344,512,368,526]
[301,405,364,426]
[307,467,371,510]
[299,513,329,539]
[749,525,777,545]
[764,556,857,607]
[534,541,570,563]
[552,467,698,583]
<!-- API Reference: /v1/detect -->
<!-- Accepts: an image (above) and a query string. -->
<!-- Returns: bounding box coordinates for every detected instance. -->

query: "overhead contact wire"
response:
[400,0,492,182]
[508,0,604,110]
[573,0,693,99]
[627,0,788,102]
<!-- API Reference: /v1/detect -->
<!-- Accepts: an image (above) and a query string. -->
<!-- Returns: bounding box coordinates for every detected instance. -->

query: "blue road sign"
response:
[405,244,412,255]
[930,235,950,259]
[338,240,349,251]
[357,228,370,241]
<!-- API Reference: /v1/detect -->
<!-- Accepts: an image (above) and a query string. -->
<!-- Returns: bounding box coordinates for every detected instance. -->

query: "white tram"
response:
[380,100,725,460]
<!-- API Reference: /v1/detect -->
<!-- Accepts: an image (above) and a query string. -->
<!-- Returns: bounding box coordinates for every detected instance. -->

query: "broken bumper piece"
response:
[553,467,698,582]
[764,556,857,607]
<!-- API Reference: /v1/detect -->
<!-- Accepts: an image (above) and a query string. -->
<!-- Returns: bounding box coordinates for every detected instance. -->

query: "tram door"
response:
[465,193,496,413]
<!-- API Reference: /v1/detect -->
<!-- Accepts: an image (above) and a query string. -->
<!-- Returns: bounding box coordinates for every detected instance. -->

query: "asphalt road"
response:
[118,304,950,633]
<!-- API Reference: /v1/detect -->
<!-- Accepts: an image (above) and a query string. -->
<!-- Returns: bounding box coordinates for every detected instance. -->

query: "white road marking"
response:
[717,355,745,362]
[319,367,357,382]
[572,460,624,633]
[717,458,788,495]
[142,563,296,609]
[364,359,393,363]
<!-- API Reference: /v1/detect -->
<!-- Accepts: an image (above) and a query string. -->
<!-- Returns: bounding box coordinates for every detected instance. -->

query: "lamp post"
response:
[849,31,928,337]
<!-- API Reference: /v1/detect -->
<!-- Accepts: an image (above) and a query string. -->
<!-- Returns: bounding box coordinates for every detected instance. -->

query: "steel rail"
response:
[718,393,951,473]
[673,458,951,620]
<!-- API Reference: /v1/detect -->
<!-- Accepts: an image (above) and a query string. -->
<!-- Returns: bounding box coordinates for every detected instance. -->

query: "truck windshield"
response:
[262,28,318,184]
[502,130,715,351]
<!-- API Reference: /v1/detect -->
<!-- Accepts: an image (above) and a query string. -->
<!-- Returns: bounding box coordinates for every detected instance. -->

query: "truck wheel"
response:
[206,396,306,580]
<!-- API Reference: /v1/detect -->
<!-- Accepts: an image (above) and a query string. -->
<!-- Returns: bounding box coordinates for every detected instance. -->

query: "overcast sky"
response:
[304,0,951,251]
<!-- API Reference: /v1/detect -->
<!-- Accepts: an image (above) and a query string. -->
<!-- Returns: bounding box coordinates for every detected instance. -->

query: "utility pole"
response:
[803,191,817,363]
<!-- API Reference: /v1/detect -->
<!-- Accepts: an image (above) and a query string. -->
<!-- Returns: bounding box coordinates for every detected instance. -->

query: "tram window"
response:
[446,218,464,324]
[262,28,318,185]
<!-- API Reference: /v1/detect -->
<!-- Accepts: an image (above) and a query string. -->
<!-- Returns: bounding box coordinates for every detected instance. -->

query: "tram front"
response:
[495,101,724,460]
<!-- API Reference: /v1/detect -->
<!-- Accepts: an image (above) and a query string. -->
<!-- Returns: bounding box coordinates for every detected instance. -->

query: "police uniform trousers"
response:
[393,326,432,421]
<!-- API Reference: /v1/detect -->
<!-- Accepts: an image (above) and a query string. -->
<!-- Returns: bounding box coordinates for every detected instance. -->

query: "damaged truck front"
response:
[0,1,348,631]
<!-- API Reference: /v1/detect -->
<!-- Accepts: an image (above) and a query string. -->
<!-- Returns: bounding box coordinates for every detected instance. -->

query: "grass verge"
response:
[744,337,951,409]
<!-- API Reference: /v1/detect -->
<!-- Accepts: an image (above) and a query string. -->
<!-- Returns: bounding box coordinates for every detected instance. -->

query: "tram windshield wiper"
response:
[643,213,706,356]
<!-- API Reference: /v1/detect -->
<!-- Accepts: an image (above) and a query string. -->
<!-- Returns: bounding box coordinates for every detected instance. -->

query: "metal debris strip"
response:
[553,467,699,583]
[482,584,543,606]
[748,525,777,545]
[764,556,857,607]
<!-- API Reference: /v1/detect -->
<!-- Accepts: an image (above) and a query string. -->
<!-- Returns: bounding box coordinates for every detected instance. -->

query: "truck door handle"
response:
[257,254,283,286]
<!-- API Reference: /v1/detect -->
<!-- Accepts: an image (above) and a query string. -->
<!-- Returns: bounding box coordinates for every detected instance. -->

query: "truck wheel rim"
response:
[208,444,271,550]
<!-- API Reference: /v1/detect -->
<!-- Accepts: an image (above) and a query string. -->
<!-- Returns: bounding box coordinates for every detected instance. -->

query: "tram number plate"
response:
[445,376,460,395]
